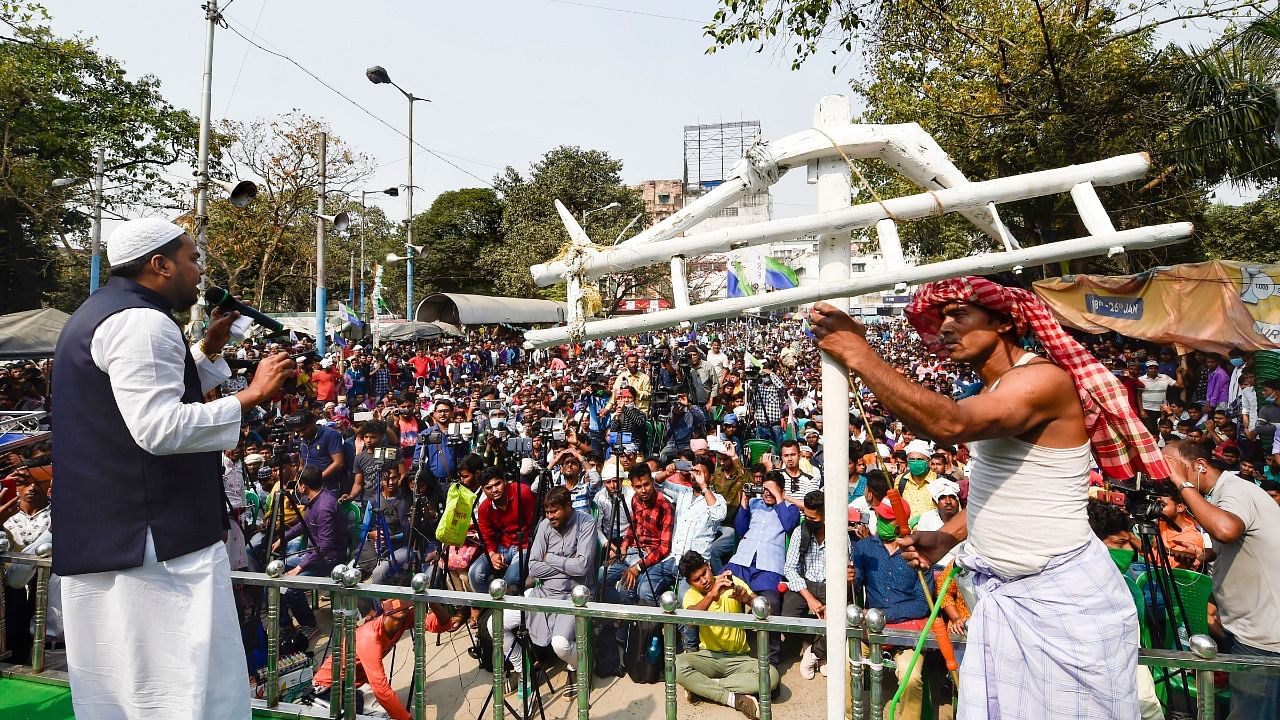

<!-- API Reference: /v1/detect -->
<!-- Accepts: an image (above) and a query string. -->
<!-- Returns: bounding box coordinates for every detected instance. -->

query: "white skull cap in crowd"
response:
[107,218,186,266]
[905,439,933,457]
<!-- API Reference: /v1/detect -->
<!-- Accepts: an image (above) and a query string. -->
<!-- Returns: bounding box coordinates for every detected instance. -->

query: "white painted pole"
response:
[617,175,752,248]
[531,153,1151,285]
[1070,182,1117,234]
[670,255,691,308]
[523,222,1192,348]
[815,95,852,720]
[875,218,905,271]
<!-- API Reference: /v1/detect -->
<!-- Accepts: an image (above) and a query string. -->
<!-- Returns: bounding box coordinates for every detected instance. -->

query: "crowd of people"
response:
[5,304,1280,719]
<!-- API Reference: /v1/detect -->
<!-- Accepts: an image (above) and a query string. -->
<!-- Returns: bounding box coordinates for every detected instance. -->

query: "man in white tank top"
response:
[811,276,1170,720]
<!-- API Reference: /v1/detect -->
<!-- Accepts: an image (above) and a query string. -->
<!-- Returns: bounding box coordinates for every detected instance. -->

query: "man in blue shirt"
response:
[292,412,346,493]
[419,398,458,481]
[851,499,931,719]
[725,474,798,665]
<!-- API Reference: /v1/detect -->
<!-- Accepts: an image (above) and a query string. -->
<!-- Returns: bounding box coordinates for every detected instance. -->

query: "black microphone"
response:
[203,286,285,334]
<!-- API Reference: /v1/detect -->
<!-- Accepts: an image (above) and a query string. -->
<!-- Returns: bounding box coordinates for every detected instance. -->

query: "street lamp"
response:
[385,246,425,319]
[357,187,399,315]
[582,201,620,228]
[367,64,429,320]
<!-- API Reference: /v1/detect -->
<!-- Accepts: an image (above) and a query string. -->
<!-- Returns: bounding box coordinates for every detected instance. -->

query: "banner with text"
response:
[1033,260,1280,354]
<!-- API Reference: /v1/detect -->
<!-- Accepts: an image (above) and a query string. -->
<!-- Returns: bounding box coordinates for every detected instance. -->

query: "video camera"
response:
[539,417,565,442]
[266,418,293,468]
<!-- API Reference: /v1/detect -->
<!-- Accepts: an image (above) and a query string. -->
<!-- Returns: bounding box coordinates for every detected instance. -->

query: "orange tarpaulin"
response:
[1032,261,1280,355]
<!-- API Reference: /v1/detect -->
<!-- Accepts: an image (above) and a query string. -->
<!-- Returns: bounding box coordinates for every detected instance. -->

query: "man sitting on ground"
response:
[675,550,780,719]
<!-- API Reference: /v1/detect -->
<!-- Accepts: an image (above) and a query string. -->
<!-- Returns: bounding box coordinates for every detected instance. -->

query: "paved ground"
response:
[373,620,833,720]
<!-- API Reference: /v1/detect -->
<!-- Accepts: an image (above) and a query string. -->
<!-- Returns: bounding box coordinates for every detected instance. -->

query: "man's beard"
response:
[173,286,199,311]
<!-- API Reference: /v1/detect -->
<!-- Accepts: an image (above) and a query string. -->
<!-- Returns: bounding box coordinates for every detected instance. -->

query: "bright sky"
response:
[39,0,1255,232]
[40,0,866,222]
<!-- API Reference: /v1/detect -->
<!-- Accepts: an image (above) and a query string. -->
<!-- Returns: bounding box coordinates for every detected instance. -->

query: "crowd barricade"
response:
[3,550,1280,720]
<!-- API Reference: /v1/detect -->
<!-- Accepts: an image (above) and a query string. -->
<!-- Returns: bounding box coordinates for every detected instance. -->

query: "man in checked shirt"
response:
[601,463,674,606]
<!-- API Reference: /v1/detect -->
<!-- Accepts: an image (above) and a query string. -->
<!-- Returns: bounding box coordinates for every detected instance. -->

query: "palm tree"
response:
[1175,13,1280,187]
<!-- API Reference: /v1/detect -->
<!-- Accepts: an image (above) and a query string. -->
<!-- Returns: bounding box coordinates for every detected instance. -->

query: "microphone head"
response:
[204,286,231,307]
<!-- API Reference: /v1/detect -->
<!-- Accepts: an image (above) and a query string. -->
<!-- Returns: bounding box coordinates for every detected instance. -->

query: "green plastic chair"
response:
[1133,569,1225,708]
[340,500,363,558]
[744,438,775,465]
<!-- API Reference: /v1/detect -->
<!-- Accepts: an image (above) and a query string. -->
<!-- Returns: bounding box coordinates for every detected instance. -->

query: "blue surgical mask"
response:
[1230,357,1245,368]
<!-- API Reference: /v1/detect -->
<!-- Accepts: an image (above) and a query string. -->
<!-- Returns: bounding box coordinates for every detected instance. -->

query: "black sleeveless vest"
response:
[51,277,225,576]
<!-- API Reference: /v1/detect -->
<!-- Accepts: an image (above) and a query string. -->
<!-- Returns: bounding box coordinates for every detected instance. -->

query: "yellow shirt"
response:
[682,576,752,654]
[263,481,303,528]
[898,471,938,515]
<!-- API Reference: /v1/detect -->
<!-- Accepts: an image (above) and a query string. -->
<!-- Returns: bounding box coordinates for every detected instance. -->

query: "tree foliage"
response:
[1199,188,1280,265]
[1173,12,1280,187]
[203,112,378,312]
[0,1,200,312]
[486,146,647,299]
[408,188,504,297]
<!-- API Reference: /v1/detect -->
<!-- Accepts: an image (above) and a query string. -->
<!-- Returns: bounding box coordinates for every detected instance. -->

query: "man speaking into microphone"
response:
[52,218,293,719]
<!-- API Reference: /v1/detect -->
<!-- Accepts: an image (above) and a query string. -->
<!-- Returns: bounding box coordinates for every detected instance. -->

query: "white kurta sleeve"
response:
[190,342,233,394]
[91,308,242,455]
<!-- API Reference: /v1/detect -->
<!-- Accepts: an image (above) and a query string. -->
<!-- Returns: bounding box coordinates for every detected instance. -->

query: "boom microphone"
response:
[203,286,285,334]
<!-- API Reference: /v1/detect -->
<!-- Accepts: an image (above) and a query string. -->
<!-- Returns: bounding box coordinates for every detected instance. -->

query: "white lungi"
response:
[62,531,249,720]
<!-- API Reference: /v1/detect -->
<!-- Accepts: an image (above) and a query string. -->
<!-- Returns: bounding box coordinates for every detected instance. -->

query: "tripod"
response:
[1133,518,1196,713]
[475,468,553,720]
[350,459,404,582]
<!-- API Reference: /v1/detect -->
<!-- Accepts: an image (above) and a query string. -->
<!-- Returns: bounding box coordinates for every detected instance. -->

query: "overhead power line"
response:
[221,17,496,187]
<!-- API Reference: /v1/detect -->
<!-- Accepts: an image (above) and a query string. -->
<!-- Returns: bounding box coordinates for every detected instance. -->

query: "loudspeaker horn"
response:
[211,179,258,208]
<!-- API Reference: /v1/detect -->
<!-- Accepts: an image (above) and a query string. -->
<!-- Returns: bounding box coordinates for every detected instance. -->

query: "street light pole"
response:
[316,132,328,355]
[89,148,104,293]
[406,96,414,321]
[367,65,429,321]
[192,0,220,330]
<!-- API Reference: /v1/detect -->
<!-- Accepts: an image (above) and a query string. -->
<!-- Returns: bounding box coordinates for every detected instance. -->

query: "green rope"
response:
[886,564,959,720]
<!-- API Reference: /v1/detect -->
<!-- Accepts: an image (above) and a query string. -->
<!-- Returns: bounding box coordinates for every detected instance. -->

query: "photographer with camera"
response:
[420,398,461,482]
[344,420,400,507]
[273,467,350,634]
[674,347,720,410]
[1163,439,1280,719]
[291,411,346,494]
[610,353,652,413]
[607,387,649,457]
[724,472,799,665]
[664,455,730,647]
[662,392,707,462]
[581,375,612,455]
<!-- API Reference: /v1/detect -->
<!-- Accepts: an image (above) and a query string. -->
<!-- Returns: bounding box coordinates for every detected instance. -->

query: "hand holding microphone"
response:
[204,286,285,334]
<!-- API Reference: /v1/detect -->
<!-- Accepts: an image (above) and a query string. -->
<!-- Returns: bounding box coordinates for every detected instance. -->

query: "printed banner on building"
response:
[1032,260,1280,354]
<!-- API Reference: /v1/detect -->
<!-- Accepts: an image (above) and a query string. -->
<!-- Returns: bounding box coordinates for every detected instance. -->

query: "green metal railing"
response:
[3,546,1280,720]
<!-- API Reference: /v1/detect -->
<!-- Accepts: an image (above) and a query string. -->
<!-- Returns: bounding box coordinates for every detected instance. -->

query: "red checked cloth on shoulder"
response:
[906,276,1170,481]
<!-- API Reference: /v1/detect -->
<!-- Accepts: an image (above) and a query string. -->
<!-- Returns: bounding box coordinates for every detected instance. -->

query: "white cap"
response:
[107,218,185,266]
[905,439,933,458]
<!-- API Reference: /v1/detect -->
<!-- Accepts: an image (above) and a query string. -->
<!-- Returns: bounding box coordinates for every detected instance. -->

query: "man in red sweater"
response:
[311,358,341,404]
[313,599,449,720]
[469,466,537,594]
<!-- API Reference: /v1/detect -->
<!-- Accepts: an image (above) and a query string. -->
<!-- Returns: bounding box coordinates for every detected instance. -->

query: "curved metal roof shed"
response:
[413,293,565,326]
